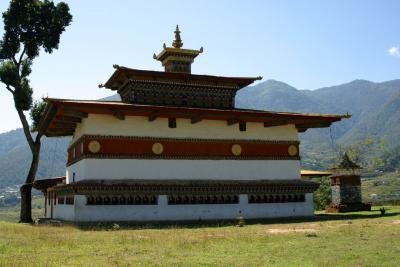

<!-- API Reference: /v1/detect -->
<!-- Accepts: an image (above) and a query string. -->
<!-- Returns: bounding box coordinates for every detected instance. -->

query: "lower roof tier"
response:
[43,179,319,195]
[38,98,349,137]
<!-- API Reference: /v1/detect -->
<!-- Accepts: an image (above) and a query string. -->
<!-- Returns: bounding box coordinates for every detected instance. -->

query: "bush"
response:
[313,177,332,210]
[379,207,386,216]
[237,216,245,227]
[111,223,120,231]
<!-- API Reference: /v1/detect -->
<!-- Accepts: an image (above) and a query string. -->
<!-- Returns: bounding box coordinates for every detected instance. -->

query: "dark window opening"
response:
[86,195,157,205]
[239,122,246,132]
[248,194,305,204]
[168,195,239,205]
[58,196,65,205]
[168,118,177,128]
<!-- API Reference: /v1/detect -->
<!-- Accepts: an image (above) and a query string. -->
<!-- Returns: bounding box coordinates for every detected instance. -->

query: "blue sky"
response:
[0,0,399,133]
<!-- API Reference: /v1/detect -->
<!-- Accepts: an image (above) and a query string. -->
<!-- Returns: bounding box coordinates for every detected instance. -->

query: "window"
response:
[168,118,177,128]
[239,122,246,132]
[86,195,157,205]
[248,194,305,204]
[65,196,74,205]
[168,194,239,205]
[58,196,65,204]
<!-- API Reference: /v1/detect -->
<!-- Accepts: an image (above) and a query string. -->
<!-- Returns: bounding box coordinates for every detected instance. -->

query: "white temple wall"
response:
[66,159,301,182]
[45,201,51,218]
[71,193,314,222]
[51,202,75,221]
[71,114,299,144]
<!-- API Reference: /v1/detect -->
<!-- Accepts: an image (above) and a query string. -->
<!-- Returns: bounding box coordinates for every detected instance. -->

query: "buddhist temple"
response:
[34,26,348,222]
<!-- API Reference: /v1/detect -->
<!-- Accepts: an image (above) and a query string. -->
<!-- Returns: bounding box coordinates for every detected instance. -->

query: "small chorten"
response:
[153,25,203,73]
[326,152,371,213]
[331,152,362,175]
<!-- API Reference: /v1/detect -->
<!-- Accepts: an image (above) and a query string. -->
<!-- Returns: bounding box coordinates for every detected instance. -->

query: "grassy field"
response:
[0,206,399,267]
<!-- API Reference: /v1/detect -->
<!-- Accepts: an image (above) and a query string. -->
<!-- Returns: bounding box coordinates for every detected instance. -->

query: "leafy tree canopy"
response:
[0,0,72,113]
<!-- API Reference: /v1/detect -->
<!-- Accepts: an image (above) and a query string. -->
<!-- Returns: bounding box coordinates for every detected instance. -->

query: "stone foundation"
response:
[325,202,371,213]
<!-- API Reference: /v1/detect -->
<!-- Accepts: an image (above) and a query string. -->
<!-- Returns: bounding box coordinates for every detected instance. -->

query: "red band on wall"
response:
[67,135,299,165]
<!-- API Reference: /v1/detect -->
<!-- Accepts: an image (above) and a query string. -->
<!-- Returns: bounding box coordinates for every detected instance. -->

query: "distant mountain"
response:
[0,129,69,188]
[237,79,328,113]
[1,79,399,188]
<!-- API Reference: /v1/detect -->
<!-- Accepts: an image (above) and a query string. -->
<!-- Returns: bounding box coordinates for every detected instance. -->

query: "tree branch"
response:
[6,85,15,94]
[16,108,35,153]
[18,48,26,66]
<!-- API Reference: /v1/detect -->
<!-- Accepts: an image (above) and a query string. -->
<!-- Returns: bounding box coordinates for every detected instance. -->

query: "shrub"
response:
[313,176,332,210]
[237,216,245,227]
[379,207,386,216]
[111,223,120,231]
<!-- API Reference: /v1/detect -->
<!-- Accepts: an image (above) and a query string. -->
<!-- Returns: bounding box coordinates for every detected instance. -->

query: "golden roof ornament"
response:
[154,25,203,73]
[172,24,183,48]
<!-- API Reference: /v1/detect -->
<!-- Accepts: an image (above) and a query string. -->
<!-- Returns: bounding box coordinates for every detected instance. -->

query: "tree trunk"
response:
[19,140,41,223]
[19,183,33,223]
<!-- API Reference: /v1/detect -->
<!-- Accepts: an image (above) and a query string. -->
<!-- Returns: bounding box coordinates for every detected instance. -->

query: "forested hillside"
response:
[0,129,69,188]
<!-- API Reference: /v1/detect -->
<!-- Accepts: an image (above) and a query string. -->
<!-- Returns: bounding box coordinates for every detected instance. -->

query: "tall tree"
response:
[0,0,72,222]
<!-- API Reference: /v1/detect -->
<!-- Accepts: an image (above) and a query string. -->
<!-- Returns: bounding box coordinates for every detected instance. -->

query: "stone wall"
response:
[331,185,362,204]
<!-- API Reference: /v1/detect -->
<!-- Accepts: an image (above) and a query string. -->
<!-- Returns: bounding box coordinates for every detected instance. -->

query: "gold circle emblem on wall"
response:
[288,145,298,156]
[88,140,101,153]
[231,144,242,156]
[152,142,164,155]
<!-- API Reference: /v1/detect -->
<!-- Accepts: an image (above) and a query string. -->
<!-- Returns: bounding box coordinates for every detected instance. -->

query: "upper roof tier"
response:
[100,65,262,109]
[102,65,262,92]
[99,26,262,109]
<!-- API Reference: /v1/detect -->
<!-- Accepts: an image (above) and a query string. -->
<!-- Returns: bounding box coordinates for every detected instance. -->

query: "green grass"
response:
[0,206,399,266]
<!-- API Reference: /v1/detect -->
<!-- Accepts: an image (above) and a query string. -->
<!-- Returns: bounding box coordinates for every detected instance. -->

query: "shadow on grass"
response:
[72,208,400,231]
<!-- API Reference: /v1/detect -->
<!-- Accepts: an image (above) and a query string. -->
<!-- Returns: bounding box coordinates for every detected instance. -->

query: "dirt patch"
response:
[387,220,400,225]
[266,228,318,234]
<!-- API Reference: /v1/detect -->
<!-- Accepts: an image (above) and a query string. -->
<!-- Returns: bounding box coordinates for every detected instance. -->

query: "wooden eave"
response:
[102,66,262,91]
[38,98,349,137]
[47,178,320,194]
[33,176,66,192]
[300,169,332,178]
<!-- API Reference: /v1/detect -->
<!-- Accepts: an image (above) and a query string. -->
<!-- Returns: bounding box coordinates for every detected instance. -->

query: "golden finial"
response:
[172,24,183,48]
[344,112,352,118]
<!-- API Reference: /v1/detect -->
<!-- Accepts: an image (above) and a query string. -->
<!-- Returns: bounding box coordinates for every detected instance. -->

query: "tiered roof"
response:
[37,25,350,137]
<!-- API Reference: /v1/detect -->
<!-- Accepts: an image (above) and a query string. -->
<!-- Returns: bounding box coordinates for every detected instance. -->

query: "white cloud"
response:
[388,46,400,57]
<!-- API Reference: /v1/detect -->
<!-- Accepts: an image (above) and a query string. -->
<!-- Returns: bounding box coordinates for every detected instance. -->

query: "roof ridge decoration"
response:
[172,24,183,48]
[331,152,361,171]
[153,25,203,74]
